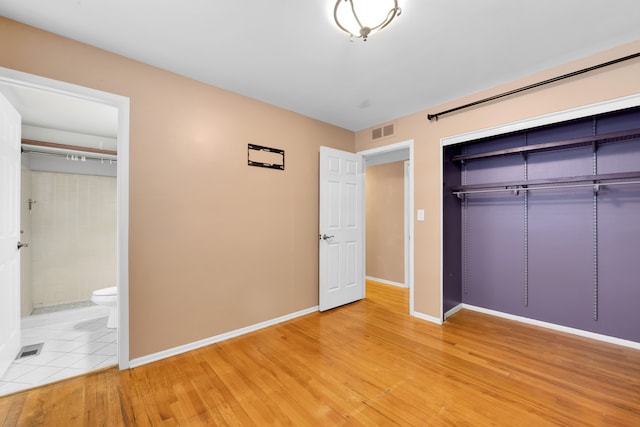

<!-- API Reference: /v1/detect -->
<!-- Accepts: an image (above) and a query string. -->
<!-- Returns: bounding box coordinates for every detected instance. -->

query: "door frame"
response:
[404,160,411,289]
[0,67,131,369]
[359,139,415,315]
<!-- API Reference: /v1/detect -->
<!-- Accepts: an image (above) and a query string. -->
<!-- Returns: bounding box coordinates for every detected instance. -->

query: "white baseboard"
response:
[463,304,640,350]
[365,276,407,288]
[411,310,443,325]
[129,306,318,368]
[444,303,463,320]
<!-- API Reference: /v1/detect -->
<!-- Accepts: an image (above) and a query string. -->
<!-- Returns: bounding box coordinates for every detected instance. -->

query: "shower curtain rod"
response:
[453,179,640,197]
[21,138,117,156]
[427,52,640,121]
[22,149,117,163]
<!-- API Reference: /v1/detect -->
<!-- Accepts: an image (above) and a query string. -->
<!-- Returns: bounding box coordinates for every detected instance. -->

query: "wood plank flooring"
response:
[1,280,639,426]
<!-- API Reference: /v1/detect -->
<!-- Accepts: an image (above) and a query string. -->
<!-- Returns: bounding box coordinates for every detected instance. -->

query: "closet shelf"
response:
[451,128,640,162]
[451,171,640,196]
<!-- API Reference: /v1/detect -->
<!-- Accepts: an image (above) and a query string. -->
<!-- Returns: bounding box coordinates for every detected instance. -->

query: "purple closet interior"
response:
[443,107,640,342]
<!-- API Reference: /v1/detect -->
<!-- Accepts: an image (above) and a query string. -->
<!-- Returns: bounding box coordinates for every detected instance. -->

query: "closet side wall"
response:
[442,147,461,314]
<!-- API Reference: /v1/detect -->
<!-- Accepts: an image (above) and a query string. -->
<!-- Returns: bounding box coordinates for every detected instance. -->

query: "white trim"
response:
[129,306,318,368]
[359,139,414,156]
[408,145,415,319]
[411,310,443,325]
[439,92,640,332]
[359,140,415,318]
[0,67,131,369]
[116,97,130,370]
[444,303,463,320]
[365,276,407,288]
[439,130,444,323]
[404,160,410,289]
[463,304,640,350]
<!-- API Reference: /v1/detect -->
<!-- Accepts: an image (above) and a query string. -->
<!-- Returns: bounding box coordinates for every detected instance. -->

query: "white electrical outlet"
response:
[417,209,425,221]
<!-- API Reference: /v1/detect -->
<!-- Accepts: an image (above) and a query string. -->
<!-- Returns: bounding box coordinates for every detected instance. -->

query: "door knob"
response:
[321,234,335,240]
[17,241,29,250]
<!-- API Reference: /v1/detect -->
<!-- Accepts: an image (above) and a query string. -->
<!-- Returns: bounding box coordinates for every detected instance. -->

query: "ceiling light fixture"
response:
[334,0,401,41]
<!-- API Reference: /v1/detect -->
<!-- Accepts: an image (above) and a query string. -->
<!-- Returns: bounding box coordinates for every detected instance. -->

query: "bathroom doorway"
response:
[0,68,129,396]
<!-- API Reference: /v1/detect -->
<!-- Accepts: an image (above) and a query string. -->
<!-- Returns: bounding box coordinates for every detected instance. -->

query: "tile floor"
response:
[0,305,117,396]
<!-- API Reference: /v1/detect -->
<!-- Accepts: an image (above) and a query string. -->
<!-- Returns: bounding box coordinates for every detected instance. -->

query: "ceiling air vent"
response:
[371,123,396,141]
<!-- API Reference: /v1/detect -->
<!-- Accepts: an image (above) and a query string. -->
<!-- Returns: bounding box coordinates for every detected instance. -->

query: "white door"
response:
[0,92,21,378]
[319,146,364,311]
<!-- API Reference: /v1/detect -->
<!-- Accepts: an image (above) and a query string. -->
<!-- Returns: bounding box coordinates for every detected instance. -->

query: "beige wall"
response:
[29,172,117,307]
[3,17,638,358]
[0,18,354,359]
[356,40,640,319]
[365,162,404,284]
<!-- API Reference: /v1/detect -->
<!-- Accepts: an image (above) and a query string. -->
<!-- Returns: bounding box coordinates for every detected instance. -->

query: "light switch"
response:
[417,209,425,221]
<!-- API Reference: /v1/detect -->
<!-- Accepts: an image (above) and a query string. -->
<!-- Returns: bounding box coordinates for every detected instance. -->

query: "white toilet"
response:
[91,286,118,329]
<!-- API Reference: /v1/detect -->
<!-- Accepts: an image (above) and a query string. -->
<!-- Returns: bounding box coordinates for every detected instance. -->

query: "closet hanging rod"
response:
[427,52,640,121]
[453,180,640,197]
[452,171,640,192]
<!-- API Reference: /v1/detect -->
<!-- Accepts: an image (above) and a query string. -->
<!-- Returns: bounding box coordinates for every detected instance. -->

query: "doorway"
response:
[360,140,414,314]
[0,67,129,395]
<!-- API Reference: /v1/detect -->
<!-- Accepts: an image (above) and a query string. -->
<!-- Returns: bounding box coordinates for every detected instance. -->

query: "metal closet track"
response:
[451,171,640,196]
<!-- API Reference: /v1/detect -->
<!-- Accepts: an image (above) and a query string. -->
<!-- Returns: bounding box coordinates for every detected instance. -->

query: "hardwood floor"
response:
[1,280,639,426]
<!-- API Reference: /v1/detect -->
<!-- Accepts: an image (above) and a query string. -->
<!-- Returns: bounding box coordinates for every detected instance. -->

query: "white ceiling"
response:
[0,82,118,137]
[0,80,119,150]
[1,0,639,132]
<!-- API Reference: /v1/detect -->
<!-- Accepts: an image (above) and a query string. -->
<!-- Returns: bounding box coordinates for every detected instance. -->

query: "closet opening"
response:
[442,103,640,346]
